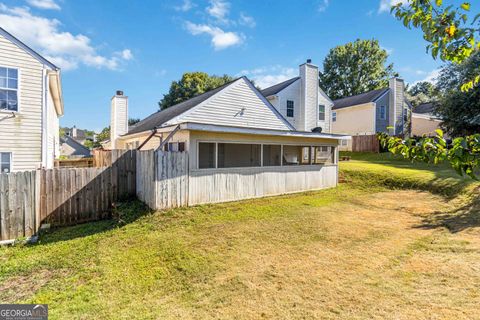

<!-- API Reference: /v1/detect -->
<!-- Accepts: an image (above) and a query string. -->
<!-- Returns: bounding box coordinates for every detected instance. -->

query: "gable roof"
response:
[127,78,240,135]
[60,136,91,156]
[414,102,437,114]
[332,88,389,110]
[260,77,300,97]
[127,76,295,136]
[0,27,58,70]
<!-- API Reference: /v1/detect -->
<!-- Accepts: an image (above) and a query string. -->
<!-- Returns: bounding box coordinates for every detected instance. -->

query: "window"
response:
[332,111,337,122]
[341,139,348,146]
[263,145,281,166]
[318,105,325,121]
[379,105,386,120]
[286,100,294,117]
[218,143,261,168]
[283,145,311,165]
[313,146,335,164]
[0,67,18,112]
[1,152,11,173]
[164,141,186,152]
[198,143,216,168]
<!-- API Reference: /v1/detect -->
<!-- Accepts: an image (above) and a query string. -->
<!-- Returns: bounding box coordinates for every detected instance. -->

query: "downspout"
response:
[41,68,48,168]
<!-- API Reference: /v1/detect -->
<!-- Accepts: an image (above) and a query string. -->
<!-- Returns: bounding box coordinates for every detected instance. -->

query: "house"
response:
[261,59,334,134]
[0,27,64,172]
[331,78,411,150]
[106,61,349,203]
[411,102,444,137]
[63,126,95,145]
[59,136,92,158]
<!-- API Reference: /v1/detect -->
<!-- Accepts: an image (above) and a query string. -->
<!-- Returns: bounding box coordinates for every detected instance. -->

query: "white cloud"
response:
[206,0,230,22]
[174,0,194,12]
[378,0,405,13]
[318,0,329,12]
[240,65,297,89]
[120,49,133,60]
[26,0,60,10]
[415,69,440,84]
[185,21,243,50]
[0,4,132,71]
[239,12,255,28]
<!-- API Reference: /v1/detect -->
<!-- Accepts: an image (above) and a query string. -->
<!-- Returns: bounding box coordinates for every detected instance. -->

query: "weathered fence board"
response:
[155,151,189,210]
[352,135,379,153]
[0,171,37,241]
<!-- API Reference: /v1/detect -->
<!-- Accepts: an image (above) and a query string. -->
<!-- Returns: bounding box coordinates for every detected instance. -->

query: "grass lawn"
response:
[1,153,480,319]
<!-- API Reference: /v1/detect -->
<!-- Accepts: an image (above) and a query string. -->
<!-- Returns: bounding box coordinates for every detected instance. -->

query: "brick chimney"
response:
[388,78,405,135]
[299,59,319,131]
[110,90,128,149]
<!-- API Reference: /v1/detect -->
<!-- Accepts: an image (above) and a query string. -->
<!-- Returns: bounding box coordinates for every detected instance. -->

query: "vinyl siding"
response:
[170,78,292,131]
[301,64,319,131]
[0,33,44,171]
[375,92,389,133]
[270,79,301,129]
[111,96,128,149]
[331,103,376,135]
[318,88,332,133]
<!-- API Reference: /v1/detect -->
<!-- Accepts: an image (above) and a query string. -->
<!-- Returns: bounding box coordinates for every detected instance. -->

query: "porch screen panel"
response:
[313,146,335,164]
[217,143,261,168]
[199,143,216,168]
[263,145,281,166]
[282,146,311,165]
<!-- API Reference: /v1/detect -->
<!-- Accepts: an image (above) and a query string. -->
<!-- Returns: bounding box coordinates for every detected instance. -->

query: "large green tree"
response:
[406,81,440,107]
[319,39,397,100]
[159,72,233,110]
[435,51,480,136]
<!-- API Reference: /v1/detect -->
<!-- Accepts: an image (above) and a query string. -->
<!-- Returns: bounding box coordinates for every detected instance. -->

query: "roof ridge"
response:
[333,87,388,103]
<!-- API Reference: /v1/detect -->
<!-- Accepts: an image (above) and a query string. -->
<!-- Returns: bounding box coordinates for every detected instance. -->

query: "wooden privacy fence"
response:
[0,171,38,241]
[137,151,189,210]
[352,134,380,153]
[0,150,136,241]
[93,149,113,167]
[55,158,94,168]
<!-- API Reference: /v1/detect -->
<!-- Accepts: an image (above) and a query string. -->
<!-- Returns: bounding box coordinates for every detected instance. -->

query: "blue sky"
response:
[1,0,476,132]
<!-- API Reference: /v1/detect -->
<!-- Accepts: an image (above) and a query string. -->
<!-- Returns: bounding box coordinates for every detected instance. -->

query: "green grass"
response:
[1,153,479,319]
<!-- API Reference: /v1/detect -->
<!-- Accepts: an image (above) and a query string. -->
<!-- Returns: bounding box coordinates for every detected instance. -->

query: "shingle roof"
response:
[127,78,240,135]
[332,88,389,110]
[414,102,437,114]
[261,77,300,97]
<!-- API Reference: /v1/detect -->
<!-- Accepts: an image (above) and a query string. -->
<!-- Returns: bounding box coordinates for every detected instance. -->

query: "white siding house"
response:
[106,75,348,202]
[262,60,334,134]
[0,27,64,172]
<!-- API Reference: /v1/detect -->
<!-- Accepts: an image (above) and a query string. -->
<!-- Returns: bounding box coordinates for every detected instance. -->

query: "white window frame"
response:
[0,66,20,114]
[286,100,294,118]
[379,105,386,120]
[318,104,326,121]
[332,111,337,122]
[0,151,12,173]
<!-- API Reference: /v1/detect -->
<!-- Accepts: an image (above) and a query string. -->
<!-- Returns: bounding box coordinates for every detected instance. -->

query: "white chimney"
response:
[110,90,128,149]
[388,78,405,135]
[299,59,319,131]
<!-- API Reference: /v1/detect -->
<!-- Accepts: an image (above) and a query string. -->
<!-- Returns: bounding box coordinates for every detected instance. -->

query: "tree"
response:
[159,72,233,110]
[435,51,480,136]
[319,39,397,100]
[128,118,140,126]
[406,81,440,107]
[96,126,110,143]
[391,0,479,90]
[378,1,480,178]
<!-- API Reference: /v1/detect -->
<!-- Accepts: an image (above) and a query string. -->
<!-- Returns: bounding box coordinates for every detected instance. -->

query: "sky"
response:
[0,0,477,132]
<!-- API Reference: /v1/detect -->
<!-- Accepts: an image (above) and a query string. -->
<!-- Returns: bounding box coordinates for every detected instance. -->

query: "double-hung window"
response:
[1,152,11,173]
[318,105,325,121]
[379,105,386,120]
[286,100,294,117]
[332,111,337,122]
[0,67,18,112]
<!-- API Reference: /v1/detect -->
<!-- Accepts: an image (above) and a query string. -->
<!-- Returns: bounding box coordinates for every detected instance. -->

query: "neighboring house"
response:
[0,27,64,172]
[330,78,411,151]
[411,102,444,137]
[60,136,91,158]
[63,126,95,145]
[261,59,334,133]
[105,70,348,200]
